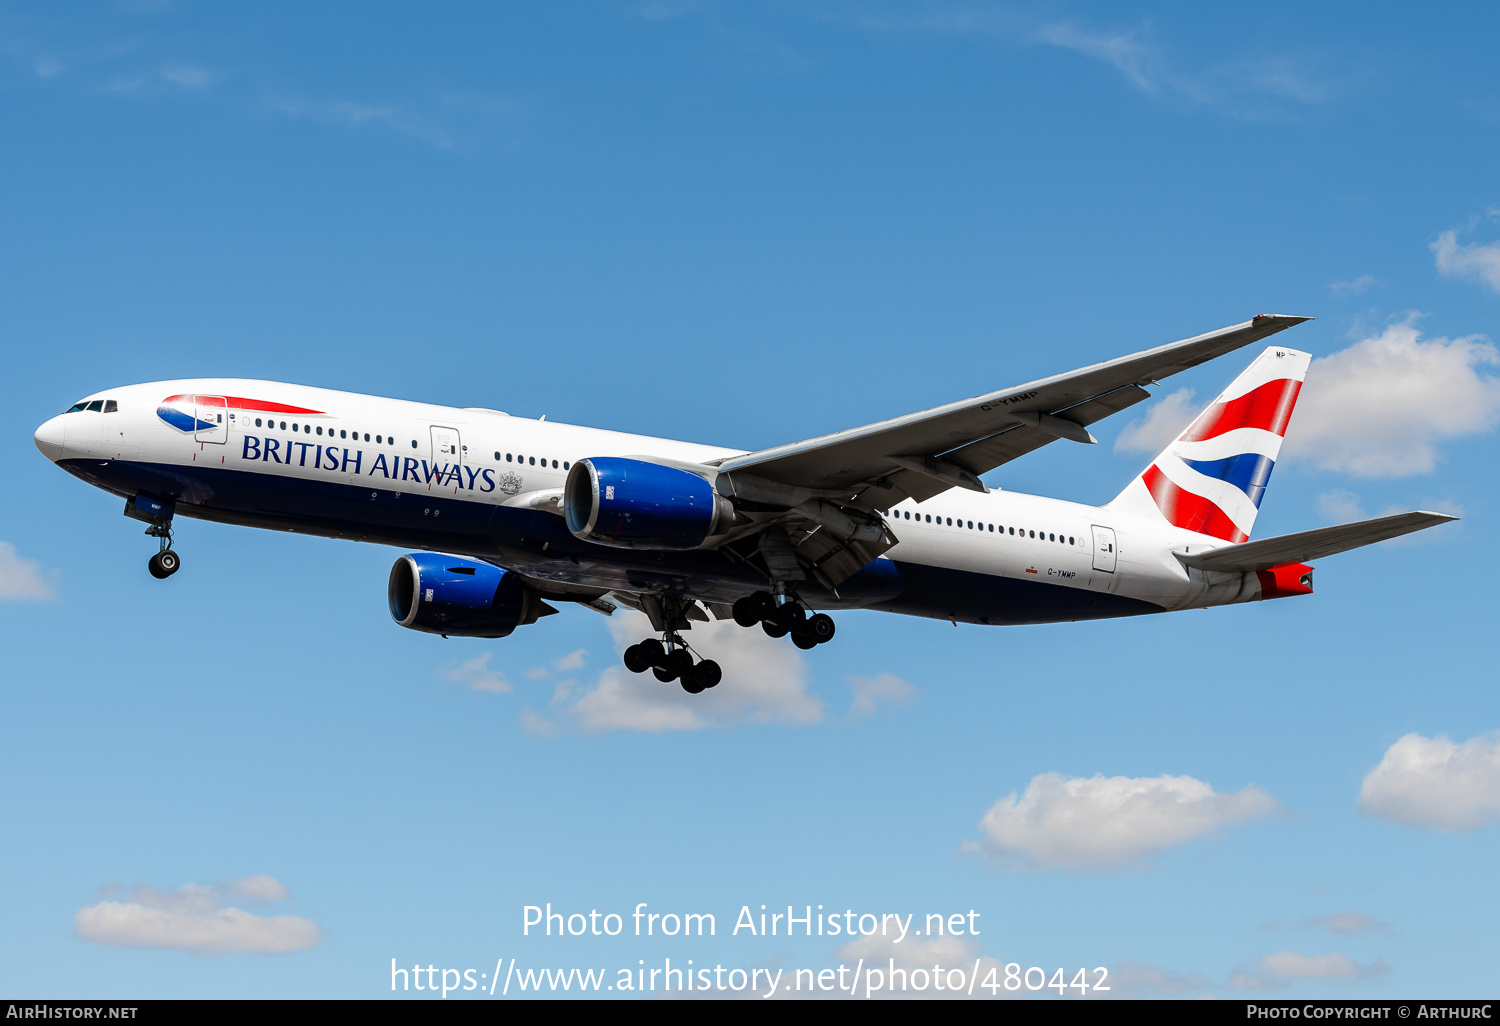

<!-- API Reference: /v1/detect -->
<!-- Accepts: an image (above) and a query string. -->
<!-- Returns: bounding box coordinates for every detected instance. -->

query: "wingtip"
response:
[1253,313,1315,327]
[1414,510,1461,523]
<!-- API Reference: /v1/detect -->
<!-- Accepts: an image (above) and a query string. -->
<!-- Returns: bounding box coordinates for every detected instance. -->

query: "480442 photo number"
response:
[983,965,1109,995]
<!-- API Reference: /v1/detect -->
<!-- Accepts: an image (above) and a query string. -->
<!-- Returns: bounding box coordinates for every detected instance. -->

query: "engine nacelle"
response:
[388,553,553,638]
[565,457,734,550]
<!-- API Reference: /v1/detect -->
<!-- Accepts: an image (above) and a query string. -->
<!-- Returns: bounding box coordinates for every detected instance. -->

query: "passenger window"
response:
[411,440,418,448]
[340,430,347,438]
[507,454,513,462]
[552,460,559,469]
[316,426,323,436]
[564,462,570,470]
[1029,530,1035,538]
[967,521,973,529]
[925,515,931,523]
[255,418,262,427]
[292,423,299,432]
[530,457,535,465]
[1049,533,1055,542]
[103,400,118,413]
[376,435,382,443]
[1069,536,1075,545]
[280,421,287,430]
[86,400,104,412]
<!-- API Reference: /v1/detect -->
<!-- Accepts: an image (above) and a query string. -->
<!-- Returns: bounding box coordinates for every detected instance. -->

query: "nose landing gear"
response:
[147,545,180,579]
[145,524,181,579]
[125,496,181,580]
[622,634,722,694]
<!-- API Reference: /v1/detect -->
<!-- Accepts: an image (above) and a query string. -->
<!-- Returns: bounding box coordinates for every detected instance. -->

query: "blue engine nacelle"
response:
[388,553,555,638]
[564,457,735,550]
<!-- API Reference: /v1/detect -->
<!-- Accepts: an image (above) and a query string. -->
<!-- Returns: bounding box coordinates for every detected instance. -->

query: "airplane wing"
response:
[1174,511,1458,574]
[715,314,1310,510]
[707,314,1311,589]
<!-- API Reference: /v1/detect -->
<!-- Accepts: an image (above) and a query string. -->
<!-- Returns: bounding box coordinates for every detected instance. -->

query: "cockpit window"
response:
[103,400,118,413]
[65,402,88,413]
[85,400,104,412]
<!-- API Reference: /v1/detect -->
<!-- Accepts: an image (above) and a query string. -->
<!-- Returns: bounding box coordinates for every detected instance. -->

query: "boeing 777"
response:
[33,314,1454,692]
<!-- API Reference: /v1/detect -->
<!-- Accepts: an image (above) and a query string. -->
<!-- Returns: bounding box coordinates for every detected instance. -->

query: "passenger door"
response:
[430,426,463,489]
[1091,525,1118,573]
[195,395,227,445]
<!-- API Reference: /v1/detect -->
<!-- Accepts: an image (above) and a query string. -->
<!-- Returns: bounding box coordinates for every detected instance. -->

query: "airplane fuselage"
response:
[34,378,1277,628]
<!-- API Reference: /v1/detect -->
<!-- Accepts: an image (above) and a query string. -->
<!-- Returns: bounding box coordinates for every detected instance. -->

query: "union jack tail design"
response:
[1107,346,1311,543]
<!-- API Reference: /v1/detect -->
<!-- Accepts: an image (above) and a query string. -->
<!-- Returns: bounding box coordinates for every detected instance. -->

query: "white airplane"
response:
[34,315,1453,692]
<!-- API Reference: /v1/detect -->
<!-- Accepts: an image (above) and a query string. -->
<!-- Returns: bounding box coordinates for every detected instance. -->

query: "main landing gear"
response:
[145,523,180,580]
[622,635,722,694]
[731,591,835,650]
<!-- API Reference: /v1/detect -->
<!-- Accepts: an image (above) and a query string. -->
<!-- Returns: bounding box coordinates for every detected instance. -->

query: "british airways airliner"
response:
[33,315,1453,693]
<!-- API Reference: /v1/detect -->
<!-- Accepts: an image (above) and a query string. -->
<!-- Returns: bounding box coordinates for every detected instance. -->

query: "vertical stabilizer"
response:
[1106,346,1311,542]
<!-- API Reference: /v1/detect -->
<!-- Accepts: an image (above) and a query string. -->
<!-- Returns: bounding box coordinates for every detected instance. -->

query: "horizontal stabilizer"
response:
[1174,511,1458,574]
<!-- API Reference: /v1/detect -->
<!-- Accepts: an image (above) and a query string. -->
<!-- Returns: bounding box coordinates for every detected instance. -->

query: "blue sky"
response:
[2,0,1498,999]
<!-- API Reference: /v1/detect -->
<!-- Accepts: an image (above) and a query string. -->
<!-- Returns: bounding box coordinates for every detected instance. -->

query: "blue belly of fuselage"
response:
[61,458,1162,626]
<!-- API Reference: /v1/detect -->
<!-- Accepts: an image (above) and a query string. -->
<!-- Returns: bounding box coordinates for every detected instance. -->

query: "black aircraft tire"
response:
[666,649,695,679]
[792,633,818,650]
[762,621,788,639]
[805,613,836,644]
[638,638,666,668]
[148,550,179,579]
[623,644,650,673]
[732,597,761,628]
[652,666,677,683]
[695,660,722,689]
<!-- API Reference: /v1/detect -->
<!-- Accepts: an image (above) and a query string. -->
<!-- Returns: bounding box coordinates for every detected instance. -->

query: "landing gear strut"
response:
[622,634,722,694]
[732,591,835,649]
[145,523,180,580]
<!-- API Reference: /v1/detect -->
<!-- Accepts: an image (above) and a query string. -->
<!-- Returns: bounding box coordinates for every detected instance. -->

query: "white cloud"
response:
[1314,488,1367,524]
[1256,952,1389,981]
[0,542,56,601]
[552,649,586,673]
[446,652,511,693]
[1034,21,1155,92]
[973,772,1278,871]
[1109,961,1214,998]
[1285,321,1500,476]
[75,876,320,955]
[1115,322,1500,477]
[1307,912,1385,935]
[1433,224,1500,292]
[1113,387,1201,457]
[848,672,916,719]
[1357,732,1500,831]
[158,65,215,89]
[530,611,823,732]
[1330,275,1377,295]
[820,6,1337,118]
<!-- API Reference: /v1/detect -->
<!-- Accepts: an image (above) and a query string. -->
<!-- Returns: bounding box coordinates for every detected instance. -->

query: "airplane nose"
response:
[33,415,66,462]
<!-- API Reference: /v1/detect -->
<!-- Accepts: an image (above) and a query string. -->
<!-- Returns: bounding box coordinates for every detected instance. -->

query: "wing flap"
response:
[1175,511,1458,574]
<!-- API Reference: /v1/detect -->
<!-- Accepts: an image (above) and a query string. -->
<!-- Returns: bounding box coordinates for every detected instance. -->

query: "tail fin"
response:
[1107,345,1311,543]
